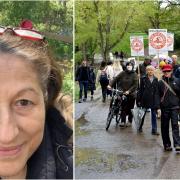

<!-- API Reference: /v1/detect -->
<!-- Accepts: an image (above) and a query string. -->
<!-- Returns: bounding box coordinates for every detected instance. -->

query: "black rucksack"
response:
[99,70,109,85]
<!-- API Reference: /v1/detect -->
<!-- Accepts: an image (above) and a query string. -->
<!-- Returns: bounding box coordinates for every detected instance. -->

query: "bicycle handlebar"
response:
[111,89,124,94]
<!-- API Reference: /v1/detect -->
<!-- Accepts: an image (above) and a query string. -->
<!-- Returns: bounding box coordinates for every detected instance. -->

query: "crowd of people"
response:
[76,54,180,152]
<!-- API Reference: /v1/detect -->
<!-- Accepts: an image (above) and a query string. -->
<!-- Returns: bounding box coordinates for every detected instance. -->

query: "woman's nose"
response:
[0,107,19,144]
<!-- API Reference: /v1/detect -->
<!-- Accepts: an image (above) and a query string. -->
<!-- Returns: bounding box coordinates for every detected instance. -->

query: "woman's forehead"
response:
[0,54,40,86]
[0,53,33,71]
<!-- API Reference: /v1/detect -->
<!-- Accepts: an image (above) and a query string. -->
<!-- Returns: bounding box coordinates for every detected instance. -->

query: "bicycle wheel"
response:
[106,108,114,131]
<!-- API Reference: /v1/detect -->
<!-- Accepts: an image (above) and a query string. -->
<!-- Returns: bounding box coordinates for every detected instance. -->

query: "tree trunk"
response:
[94,1,105,62]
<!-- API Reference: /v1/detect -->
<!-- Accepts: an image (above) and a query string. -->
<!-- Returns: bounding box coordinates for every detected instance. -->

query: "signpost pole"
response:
[137,52,140,86]
[157,49,160,69]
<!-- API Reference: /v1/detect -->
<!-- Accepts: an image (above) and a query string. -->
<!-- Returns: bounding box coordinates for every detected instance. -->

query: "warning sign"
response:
[130,36,144,56]
[149,29,167,55]
[167,32,174,51]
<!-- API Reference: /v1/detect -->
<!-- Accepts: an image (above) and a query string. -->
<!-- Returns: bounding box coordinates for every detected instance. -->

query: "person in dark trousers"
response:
[119,50,124,60]
[96,61,108,102]
[89,65,96,100]
[158,64,180,151]
[137,65,160,135]
[136,56,151,77]
[75,60,90,103]
[109,62,138,127]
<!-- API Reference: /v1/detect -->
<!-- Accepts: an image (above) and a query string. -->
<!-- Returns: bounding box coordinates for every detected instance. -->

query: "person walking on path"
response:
[158,64,180,151]
[75,60,90,103]
[89,65,96,100]
[136,56,151,78]
[96,61,109,102]
[137,65,160,135]
[106,61,114,98]
[109,62,138,127]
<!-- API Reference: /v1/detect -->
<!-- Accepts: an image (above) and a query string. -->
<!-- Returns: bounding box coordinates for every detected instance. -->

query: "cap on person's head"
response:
[144,56,151,61]
[162,64,172,72]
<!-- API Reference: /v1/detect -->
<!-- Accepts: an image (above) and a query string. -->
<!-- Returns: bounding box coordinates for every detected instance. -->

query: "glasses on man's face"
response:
[0,26,44,41]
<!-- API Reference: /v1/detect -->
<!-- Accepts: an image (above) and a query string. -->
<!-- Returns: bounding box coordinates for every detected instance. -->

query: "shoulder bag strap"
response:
[162,79,177,96]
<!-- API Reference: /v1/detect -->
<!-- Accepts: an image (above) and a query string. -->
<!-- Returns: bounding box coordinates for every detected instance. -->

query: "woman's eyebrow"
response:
[15,88,41,97]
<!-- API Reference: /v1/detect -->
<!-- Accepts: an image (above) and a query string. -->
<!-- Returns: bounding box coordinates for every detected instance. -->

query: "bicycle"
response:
[105,89,126,131]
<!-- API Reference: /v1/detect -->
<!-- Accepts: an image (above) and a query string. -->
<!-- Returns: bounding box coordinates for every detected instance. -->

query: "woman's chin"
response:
[0,157,27,178]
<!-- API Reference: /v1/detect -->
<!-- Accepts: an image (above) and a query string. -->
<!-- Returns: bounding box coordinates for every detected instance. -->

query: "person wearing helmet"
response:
[158,64,180,152]
[108,62,138,127]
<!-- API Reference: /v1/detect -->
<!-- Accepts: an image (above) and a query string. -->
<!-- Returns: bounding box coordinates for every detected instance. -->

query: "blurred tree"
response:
[0,0,73,60]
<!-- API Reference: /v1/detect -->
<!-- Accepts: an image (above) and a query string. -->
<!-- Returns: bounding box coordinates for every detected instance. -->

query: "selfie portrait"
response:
[0,1,73,179]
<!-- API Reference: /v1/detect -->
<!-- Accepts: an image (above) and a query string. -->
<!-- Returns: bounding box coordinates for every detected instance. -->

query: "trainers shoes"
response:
[164,146,172,151]
[91,96,93,101]
[175,146,180,151]
[119,122,125,127]
[151,131,160,136]
[79,99,82,103]
[83,98,87,102]
[126,122,132,127]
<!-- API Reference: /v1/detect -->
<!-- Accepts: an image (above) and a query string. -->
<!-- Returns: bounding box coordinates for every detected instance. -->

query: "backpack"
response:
[99,70,109,86]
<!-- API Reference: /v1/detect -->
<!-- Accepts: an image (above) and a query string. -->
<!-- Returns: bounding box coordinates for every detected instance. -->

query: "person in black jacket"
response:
[0,22,73,179]
[109,62,138,127]
[159,64,180,151]
[138,65,160,135]
[75,60,90,103]
[136,56,151,77]
[89,65,96,100]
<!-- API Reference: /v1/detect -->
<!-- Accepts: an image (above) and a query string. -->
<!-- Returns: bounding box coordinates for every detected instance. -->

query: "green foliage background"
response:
[0,0,73,95]
[75,0,180,64]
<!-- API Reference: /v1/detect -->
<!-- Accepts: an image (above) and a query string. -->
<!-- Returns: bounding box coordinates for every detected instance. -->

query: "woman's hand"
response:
[157,109,161,119]
[124,90,130,95]
[107,85,112,90]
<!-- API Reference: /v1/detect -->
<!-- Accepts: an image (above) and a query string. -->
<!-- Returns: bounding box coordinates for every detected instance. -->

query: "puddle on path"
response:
[76,148,141,173]
[75,113,90,136]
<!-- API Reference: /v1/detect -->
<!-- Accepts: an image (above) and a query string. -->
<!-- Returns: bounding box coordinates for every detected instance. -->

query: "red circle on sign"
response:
[131,38,143,52]
[150,32,166,49]
[167,35,173,47]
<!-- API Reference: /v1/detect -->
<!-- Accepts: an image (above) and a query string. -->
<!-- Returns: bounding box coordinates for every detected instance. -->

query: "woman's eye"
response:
[16,99,33,107]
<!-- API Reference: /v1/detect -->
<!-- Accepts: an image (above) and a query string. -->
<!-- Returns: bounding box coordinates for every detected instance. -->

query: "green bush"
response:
[75,51,83,64]
[62,71,73,96]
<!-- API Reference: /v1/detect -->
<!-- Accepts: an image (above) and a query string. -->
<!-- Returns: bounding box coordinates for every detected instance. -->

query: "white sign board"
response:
[167,32,174,51]
[149,29,167,55]
[130,36,144,56]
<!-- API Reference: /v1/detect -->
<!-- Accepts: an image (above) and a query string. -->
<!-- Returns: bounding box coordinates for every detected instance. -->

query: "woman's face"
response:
[0,54,45,178]
[146,68,154,76]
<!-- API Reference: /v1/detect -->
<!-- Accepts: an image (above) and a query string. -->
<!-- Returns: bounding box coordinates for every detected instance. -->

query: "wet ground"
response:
[75,89,180,179]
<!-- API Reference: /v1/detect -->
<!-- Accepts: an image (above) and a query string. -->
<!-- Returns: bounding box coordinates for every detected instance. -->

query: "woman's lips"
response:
[0,145,22,157]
